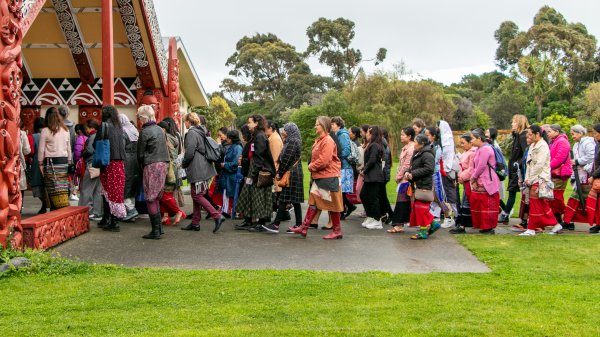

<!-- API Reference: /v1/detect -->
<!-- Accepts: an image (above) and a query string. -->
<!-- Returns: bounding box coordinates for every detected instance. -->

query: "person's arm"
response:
[38,129,47,164]
[459,153,474,181]
[250,135,268,180]
[471,148,488,180]
[550,140,569,170]
[277,142,296,177]
[66,131,72,164]
[362,145,378,174]
[182,132,196,169]
[21,131,31,156]
[528,144,549,183]
[224,145,242,172]
[308,138,331,172]
[410,152,434,179]
[580,140,596,173]
[340,133,351,160]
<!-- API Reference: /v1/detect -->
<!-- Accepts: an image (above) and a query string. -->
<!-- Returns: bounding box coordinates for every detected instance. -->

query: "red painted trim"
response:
[101,0,114,105]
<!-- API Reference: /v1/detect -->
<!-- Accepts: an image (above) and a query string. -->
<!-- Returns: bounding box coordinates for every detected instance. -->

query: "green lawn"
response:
[0,236,598,336]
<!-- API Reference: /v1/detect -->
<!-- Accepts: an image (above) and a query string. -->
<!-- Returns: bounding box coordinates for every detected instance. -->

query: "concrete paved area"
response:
[20,192,496,273]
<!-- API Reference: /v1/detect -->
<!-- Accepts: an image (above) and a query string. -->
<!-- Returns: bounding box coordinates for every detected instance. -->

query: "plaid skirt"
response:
[236,182,273,219]
[279,162,304,204]
[563,184,591,223]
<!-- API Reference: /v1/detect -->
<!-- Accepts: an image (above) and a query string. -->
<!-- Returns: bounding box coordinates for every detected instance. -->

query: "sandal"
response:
[387,225,404,233]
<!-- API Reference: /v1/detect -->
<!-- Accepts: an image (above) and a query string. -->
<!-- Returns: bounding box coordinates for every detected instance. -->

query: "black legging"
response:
[360,182,384,220]
[504,191,517,215]
[378,183,393,218]
[273,201,302,226]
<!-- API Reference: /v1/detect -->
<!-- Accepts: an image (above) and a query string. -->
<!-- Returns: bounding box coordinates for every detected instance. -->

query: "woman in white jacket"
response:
[562,124,596,230]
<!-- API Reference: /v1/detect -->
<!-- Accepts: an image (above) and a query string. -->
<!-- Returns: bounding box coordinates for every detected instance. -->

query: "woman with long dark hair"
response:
[450,133,477,234]
[388,127,415,233]
[469,129,500,234]
[235,115,276,232]
[158,119,186,226]
[79,119,103,220]
[425,126,447,220]
[360,126,386,229]
[120,113,140,222]
[38,107,72,210]
[219,130,243,221]
[520,125,559,236]
[289,116,344,239]
[95,105,127,232]
[30,117,47,214]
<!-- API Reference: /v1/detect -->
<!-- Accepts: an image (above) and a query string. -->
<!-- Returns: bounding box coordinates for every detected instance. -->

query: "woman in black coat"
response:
[500,114,530,223]
[235,115,276,232]
[359,126,385,230]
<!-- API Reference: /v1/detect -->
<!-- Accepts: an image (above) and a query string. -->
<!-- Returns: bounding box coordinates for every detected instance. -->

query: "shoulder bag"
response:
[92,123,110,169]
[414,188,434,202]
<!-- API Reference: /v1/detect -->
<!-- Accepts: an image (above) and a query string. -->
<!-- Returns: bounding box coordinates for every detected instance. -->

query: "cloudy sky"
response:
[154,0,600,94]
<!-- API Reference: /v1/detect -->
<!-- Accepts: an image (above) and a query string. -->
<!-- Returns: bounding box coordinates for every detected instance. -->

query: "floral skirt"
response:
[143,162,168,202]
[100,160,126,219]
[341,168,354,193]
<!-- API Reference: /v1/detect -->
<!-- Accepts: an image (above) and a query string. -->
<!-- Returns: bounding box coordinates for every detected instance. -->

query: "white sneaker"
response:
[548,224,563,235]
[69,194,79,201]
[442,218,455,229]
[366,220,384,230]
[361,217,374,228]
[519,229,536,236]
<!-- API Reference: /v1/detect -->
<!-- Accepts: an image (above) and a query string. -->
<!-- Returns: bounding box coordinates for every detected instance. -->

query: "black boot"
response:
[143,213,161,239]
[213,215,226,233]
[103,215,120,232]
[98,197,110,228]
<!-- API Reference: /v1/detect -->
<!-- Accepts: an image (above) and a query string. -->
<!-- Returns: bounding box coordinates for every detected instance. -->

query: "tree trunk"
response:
[536,98,543,122]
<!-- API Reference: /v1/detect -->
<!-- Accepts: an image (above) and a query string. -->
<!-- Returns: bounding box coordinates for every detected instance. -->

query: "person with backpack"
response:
[486,128,506,214]
[469,129,500,234]
[181,113,226,233]
[545,124,573,228]
[331,117,355,220]
[235,115,276,232]
[500,115,530,224]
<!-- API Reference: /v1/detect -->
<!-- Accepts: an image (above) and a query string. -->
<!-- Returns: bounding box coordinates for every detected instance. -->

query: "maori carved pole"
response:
[0,0,24,248]
[167,37,179,127]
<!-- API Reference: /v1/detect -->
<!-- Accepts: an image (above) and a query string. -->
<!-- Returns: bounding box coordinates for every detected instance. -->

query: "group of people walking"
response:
[23,105,600,242]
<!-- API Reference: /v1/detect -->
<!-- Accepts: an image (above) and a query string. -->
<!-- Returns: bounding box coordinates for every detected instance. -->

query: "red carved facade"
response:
[0,0,24,249]
[21,206,90,249]
[166,37,181,127]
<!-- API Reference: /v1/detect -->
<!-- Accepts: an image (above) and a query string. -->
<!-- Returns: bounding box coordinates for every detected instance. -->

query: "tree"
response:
[192,96,235,136]
[450,96,475,130]
[306,17,386,86]
[481,78,531,129]
[576,82,600,126]
[222,33,303,102]
[494,6,599,96]
[517,55,569,121]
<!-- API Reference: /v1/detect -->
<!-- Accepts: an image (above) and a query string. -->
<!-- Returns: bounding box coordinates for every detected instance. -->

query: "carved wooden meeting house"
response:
[0,0,209,249]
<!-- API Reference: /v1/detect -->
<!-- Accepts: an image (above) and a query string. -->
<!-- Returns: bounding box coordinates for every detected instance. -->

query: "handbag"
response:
[166,161,176,185]
[538,180,555,199]
[592,178,600,193]
[257,170,274,188]
[276,171,291,188]
[92,124,110,169]
[414,189,434,202]
[88,166,100,179]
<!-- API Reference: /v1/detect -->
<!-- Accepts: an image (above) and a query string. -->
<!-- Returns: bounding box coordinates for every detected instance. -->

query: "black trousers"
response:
[273,201,302,226]
[378,182,393,217]
[360,182,384,220]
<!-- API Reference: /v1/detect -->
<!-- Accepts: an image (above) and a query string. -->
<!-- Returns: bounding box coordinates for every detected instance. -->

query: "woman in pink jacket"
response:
[450,133,477,234]
[388,127,415,233]
[469,129,500,234]
[545,124,573,225]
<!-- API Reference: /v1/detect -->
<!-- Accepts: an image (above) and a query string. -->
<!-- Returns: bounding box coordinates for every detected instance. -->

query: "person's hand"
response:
[588,177,594,184]
[220,163,225,168]
[245,178,253,185]
[571,159,577,166]
[458,177,464,184]
[524,179,530,186]
[237,157,242,166]
[405,173,412,180]
[275,174,281,180]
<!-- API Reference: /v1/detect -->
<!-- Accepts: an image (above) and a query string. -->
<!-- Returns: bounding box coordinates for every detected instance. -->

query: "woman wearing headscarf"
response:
[158,119,186,226]
[388,127,415,233]
[119,113,140,221]
[545,124,573,227]
[289,116,344,240]
[235,115,276,232]
[438,121,459,229]
[94,105,127,231]
[585,123,600,234]
[79,119,103,220]
[405,134,439,240]
[450,133,477,234]
[38,107,72,210]
[136,106,169,239]
[520,125,559,236]
[501,114,530,223]
[469,129,500,234]
[263,123,304,233]
[218,130,243,221]
[30,117,47,214]
[562,125,596,230]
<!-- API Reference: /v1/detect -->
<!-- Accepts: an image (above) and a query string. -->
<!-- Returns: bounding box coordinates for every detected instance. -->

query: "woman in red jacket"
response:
[289,116,344,239]
[545,124,573,226]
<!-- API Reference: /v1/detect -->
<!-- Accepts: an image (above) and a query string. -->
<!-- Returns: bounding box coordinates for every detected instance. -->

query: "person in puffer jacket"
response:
[545,124,573,226]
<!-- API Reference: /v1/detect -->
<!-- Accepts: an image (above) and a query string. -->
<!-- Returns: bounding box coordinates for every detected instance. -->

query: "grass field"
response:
[0,236,598,336]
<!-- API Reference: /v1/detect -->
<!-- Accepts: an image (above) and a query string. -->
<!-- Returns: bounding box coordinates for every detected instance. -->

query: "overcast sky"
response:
[154,0,600,94]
